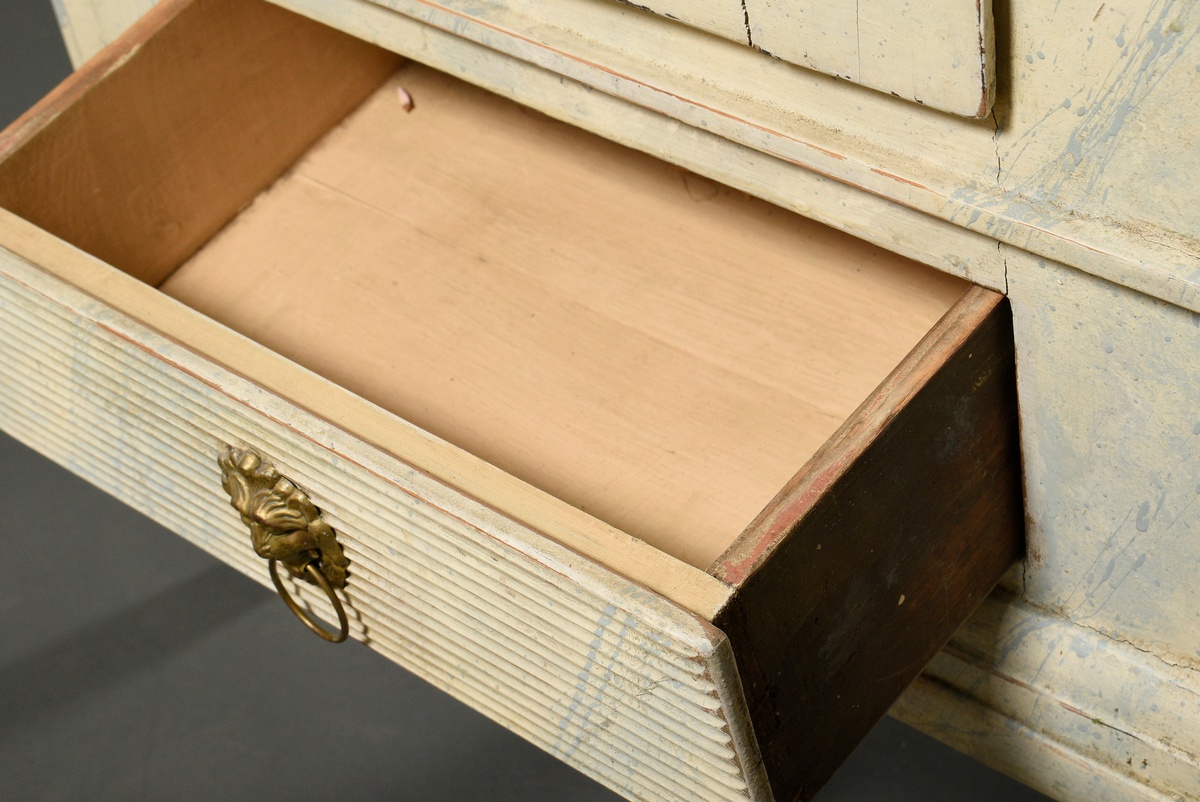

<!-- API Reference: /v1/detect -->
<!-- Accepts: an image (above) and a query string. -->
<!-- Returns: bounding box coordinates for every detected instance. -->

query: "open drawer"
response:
[0,0,1024,799]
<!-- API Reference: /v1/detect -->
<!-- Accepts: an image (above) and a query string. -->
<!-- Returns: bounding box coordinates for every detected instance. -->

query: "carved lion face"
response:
[220,449,320,566]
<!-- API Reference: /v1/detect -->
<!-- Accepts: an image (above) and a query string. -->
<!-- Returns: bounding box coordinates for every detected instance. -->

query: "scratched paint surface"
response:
[953,0,1200,265]
[637,0,994,116]
[894,593,1200,800]
[1011,257,1200,668]
[744,0,992,116]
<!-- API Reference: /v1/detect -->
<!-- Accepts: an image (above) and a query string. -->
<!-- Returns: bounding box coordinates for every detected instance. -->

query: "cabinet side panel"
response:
[1010,255,1200,669]
[715,295,1024,801]
[0,243,763,802]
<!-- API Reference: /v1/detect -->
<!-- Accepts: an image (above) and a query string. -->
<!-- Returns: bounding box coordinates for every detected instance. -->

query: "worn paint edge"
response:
[713,286,1003,585]
[707,631,775,801]
[893,593,1200,802]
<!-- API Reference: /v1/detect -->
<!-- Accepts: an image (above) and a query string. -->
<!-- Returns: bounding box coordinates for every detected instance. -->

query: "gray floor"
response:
[0,2,1055,799]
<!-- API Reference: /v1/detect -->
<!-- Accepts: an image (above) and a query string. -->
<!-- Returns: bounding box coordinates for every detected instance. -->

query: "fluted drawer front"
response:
[0,242,768,802]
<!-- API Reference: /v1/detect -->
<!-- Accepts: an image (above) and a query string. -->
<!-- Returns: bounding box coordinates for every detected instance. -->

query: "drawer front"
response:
[631,0,995,117]
[0,239,767,802]
[50,0,993,117]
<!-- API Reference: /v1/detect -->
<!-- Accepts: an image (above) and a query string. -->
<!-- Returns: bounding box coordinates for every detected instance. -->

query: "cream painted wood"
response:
[1008,253,1200,669]
[51,0,155,66]
[742,0,994,116]
[44,0,1200,314]
[621,0,995,117]
[892,593,1200,801]
[629,0,746,47]
[41,0,1015,293]
[55,0,994,116]
[280,0,1197,315]
[0,227,771,802]
[40,2,1200,801]
[273,0,1012,295]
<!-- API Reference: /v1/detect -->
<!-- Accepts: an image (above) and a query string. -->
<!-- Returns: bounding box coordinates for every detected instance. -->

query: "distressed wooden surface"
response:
[742,0,994,117]
[273,0,1199,316]
[275,0,1012,297]
[1009,254,1200,671]
[0,237,770,802]
[628,0,746,47]
[892,592,1200,801]
[7,1,731,621]
[47,0,1200,314]
[55,0,994,116]
[39,2,1200,800]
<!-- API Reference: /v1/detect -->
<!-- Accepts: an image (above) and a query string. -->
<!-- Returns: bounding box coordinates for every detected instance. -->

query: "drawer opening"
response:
[0,0,968,572]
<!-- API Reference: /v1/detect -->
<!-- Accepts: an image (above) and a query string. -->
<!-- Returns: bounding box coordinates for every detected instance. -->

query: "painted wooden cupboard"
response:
[7,0,1199,799]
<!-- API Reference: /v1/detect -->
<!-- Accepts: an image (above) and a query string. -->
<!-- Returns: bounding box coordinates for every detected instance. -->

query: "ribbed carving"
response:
[0,249,768,802]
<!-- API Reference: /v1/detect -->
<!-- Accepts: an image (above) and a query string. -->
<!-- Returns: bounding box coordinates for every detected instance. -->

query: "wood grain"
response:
[161,65,965,569]
[714,287,1024,801]
[0,2,732,618]
[0,239,771,802]
[0,203,731,622]
[273,0,1200,320]
[0,0,400,285]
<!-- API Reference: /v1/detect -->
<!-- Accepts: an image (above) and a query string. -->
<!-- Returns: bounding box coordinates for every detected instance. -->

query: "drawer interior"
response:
[0,0,966,572]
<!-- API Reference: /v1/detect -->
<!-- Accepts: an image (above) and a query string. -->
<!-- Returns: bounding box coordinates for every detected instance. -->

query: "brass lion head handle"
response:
[219,446,350,642]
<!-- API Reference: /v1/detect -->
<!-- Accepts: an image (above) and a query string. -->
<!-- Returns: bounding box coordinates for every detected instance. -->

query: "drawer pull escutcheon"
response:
[218,446,351,643]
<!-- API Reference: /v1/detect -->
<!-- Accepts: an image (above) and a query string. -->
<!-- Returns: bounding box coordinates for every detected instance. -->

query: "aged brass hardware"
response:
[219,446,351,643]
[268,558,349,643]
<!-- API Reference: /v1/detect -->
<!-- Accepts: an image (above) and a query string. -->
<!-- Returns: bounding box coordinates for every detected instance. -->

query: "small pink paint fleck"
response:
[396,86,415,112]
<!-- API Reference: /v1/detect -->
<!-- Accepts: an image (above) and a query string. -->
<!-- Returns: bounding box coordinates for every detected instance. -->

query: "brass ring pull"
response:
[219,446,353,644]
[269,558,349,643]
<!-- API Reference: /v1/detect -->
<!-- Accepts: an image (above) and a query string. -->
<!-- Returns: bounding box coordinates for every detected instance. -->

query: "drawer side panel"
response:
[715,289,1025,802]
[0,244,769,802]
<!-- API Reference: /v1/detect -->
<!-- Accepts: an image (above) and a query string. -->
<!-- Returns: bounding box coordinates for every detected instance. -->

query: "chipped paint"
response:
[1010,256,1200,670]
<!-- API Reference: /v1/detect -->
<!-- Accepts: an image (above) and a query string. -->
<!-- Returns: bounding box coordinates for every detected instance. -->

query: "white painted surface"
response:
[894,592,1200,800]
[894,595,1199,801]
